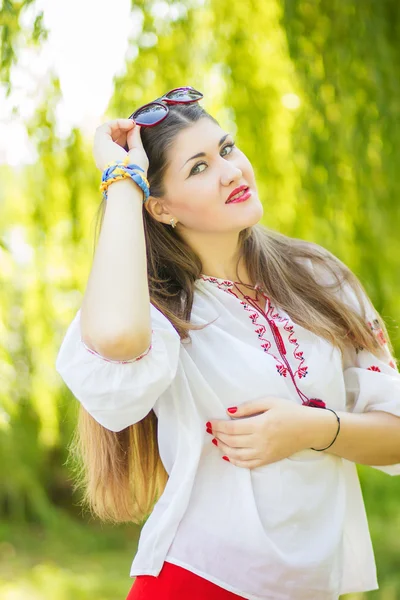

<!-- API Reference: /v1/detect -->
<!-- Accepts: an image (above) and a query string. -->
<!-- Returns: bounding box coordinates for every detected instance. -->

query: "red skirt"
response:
[126,561,245,599]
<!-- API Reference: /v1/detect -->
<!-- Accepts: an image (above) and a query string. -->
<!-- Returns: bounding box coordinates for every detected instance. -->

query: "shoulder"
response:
[292,240,347,286]
[292,241,374,317]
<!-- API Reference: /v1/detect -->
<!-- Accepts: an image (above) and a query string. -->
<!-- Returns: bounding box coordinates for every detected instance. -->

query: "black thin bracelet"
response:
[311,408,341,452]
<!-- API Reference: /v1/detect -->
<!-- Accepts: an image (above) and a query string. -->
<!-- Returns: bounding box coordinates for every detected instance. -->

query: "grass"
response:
[0,513,140,600]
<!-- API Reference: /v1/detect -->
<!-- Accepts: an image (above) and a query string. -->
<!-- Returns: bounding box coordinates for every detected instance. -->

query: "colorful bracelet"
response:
[310,407,341,451]
[99,156,150,203]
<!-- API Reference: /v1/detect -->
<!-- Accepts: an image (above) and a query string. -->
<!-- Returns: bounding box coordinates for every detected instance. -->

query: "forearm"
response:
[304,406,400,466]
[80,179,151,355]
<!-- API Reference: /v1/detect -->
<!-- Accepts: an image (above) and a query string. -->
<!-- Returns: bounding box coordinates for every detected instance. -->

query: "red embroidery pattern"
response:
[258,291,309,379]
[243,305,288,377]
[367,319,399,371]
[200,276,233,287]
[199,275,308,379]
[367,365,381,372]
[368,318,387,346]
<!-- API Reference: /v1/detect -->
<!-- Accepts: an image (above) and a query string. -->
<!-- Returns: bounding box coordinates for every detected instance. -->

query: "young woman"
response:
[56,87,400,600]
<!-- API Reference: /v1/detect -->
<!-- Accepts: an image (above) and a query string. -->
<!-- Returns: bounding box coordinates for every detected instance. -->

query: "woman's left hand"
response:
[206,396,324,469]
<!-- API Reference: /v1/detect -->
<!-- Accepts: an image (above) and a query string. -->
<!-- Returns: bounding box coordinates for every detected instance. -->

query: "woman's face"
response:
[148,117,263,233]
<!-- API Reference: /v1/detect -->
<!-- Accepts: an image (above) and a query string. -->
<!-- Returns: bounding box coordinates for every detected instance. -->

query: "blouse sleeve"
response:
[55,303,181,432]
[338,280,400,475]
[306,256,400,475]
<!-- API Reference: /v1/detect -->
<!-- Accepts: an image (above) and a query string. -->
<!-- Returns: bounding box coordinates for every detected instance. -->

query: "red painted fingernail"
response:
[212,438,218,446]
[206,421,211,428]
[222,455,230,462]
[227,407,237,414]
[206,427,213,434]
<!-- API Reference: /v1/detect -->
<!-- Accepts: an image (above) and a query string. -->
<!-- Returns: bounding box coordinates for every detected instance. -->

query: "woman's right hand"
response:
[93,118,149,174]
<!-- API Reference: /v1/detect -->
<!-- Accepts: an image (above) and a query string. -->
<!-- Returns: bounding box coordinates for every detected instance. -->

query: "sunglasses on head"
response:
[123,86,203,151]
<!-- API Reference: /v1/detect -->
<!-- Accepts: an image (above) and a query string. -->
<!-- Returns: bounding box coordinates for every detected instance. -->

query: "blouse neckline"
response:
[198,274,260,290]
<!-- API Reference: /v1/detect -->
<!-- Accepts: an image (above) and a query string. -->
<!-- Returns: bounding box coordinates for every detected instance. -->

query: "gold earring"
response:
[170,218,177,228]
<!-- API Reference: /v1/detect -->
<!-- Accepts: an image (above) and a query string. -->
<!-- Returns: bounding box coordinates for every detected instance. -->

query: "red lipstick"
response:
[226,185,249,203]
[226,187,251,204]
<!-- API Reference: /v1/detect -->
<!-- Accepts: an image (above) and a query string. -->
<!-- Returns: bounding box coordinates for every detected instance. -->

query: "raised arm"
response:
[80,119,151,361]
[56,119,181,431]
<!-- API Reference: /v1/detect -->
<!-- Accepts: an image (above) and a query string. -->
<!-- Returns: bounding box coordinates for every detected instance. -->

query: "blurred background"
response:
[1,0,400,598]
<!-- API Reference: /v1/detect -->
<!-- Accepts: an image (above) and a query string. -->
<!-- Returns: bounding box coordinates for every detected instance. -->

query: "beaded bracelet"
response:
[310,407,341,452]
[99,156,150,203]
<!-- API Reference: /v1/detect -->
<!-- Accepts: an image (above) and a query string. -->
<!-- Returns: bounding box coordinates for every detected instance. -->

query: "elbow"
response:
[82,330,152,363]
[92,333,152,362]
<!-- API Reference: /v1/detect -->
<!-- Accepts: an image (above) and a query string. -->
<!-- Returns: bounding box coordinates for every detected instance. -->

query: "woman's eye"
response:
[221,142,235,156]
[190,162,207,176]
[189,143,236,176]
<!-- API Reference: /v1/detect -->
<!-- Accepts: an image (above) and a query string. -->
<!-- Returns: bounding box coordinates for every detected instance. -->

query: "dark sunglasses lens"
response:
[164,88,203,102]
[131,103,168,125]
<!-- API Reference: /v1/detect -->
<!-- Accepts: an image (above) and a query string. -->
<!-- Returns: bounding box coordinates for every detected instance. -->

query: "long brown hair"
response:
[69,102,398,525]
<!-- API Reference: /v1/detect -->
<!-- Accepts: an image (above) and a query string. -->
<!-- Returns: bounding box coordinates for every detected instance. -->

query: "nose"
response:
[220,160,243,187]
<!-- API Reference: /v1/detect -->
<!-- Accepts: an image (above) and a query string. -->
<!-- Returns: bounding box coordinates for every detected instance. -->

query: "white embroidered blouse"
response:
[55,259,400,600]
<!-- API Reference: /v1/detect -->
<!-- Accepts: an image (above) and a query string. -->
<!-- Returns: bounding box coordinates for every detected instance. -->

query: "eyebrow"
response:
[180,133,231,171]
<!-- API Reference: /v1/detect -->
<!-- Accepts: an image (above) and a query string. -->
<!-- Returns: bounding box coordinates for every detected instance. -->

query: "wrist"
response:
[100,160,149,203]
[106,178,145,203]
[301,405,339,451]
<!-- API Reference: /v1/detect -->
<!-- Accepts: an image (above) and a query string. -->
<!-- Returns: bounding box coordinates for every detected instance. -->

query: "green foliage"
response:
[0,0,48,96]
[1,0,400,596]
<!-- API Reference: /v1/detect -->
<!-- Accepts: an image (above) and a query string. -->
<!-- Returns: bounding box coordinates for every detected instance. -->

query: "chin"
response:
[235,206,263,232]
[245,199,264,224]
